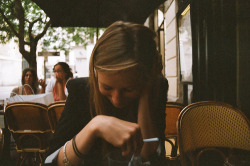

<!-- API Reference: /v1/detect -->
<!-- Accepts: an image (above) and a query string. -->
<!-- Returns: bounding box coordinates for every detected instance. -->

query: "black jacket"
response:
[47,77,168,165]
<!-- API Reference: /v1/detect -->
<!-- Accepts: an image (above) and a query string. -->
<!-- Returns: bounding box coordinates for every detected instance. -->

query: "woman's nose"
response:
[111,90,122,107]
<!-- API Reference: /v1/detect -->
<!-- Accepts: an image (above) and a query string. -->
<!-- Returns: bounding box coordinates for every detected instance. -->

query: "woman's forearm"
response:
[57,82,67,100]
[138,93,159,160]
[40,87,45,94]
[57,120,98,165]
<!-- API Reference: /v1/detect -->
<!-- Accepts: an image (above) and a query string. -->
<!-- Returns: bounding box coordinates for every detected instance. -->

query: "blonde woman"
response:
[45,21,168,165]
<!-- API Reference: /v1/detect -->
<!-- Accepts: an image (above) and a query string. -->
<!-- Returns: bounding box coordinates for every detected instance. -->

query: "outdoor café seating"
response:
[165,101,185,160]
[177,101,250,166]
[5,102,53,166]
[0,125,3,156]
[47,101,65,133]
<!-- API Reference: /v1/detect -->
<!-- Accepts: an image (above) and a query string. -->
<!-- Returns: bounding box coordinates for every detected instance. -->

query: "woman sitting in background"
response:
[10,68,45,97]
[46,62,73,101]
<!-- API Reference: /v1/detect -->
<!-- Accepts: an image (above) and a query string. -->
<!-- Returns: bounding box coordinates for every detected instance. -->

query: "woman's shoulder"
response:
[10,86,22,97]
[10,86,21,97]
[67,77,88,86]
[12,86,20,91]
[66,77,89,94]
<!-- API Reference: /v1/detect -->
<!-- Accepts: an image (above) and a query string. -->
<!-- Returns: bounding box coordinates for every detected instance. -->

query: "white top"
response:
[45,77,69,97]
[44,138,161,165]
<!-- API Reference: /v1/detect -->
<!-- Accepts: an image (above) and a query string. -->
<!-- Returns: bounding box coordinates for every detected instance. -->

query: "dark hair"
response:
[53,62,73,80]
[21,68,39,94]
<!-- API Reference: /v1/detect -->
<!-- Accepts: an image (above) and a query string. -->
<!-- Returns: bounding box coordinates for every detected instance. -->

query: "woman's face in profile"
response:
[98,69,144,109]
[24,71,33,85]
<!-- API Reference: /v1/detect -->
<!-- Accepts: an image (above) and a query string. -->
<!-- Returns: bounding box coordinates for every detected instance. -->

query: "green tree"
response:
[41,27,97,56]
[0,0,96,70]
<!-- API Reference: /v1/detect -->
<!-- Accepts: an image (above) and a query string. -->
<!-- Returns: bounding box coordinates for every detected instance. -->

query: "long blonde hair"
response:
[89,21,163,117]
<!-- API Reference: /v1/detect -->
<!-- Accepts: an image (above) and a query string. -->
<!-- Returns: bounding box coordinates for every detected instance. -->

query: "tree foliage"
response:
[42,27,97,55]
[0,0,97,70]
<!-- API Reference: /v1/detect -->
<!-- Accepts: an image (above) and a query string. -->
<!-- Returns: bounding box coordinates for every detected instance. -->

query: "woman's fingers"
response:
[55,74,64,82]
[94,116,143,156]
[38,79,46,87]
[121,131,143,157]
[38,79,42,84]
[121,134,135,156]
[121,142,129,156]
[119,122,142,156]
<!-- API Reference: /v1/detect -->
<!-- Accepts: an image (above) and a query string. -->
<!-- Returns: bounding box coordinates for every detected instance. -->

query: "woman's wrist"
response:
[56,80,64,86]
[58,122,98,165]
[88,115,103,139]
[74,118,99,155]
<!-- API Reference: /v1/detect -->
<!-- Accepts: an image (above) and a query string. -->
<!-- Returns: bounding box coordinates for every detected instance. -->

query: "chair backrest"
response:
[5,102,51,133]
[177,101,250,165]
[165,101,185,136]
[0,126,3,155]
[47,101,65,132]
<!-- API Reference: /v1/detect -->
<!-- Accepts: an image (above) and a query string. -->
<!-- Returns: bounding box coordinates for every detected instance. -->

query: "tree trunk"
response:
[28,55,37,71]
[28,41,38,71]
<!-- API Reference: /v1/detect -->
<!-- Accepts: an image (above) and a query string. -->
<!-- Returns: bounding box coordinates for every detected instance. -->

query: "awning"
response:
[32,0,166,27]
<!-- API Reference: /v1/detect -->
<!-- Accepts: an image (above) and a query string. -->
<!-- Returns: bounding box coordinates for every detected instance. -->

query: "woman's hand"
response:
[38,79,46,93]
[92,115,143,156]
[57,115,143,166]
[55,74,65,83]
[38,79,46,88]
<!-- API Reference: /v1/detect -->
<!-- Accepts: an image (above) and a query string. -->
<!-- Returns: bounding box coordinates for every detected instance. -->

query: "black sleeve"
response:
[46,77,91,156]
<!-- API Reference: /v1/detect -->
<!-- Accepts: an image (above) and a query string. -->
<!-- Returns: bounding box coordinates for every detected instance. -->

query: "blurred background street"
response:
[0,86,15,101]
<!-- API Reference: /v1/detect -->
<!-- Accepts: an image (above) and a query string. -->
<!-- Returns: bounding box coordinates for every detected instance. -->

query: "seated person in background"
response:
[10,68,45,97]
[45,21,169,165]
[46,62,73,101]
